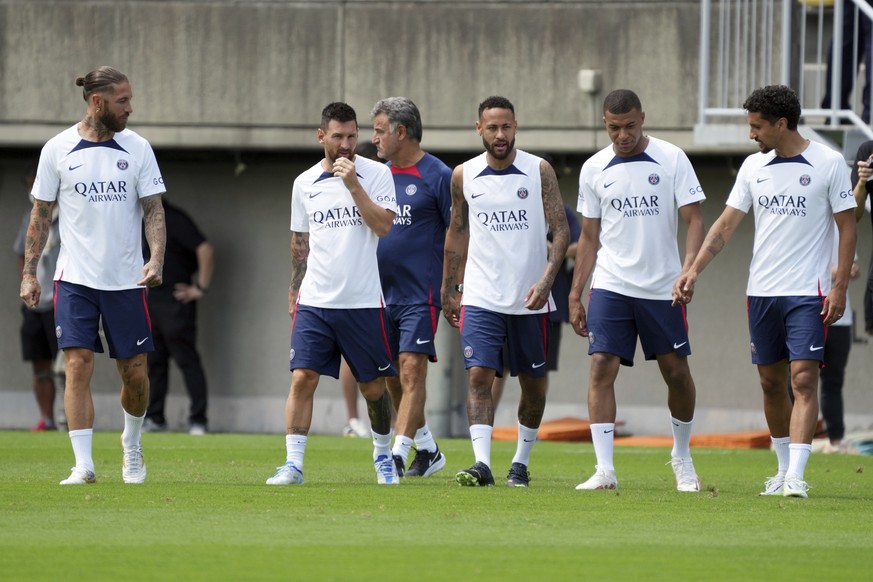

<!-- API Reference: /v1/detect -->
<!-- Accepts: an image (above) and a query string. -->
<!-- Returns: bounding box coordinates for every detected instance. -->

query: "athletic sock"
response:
[590,422,616,472]
[121,410,144,449]
[372,430,392,460]
[786,443,813,480]
[392,435,414,465]
[470,424,493,467]
[69,428,95,473]
[285,434,307,469]
[414,423,437,453]
[670,416,694,459]
[771,436,790,474]
[511,423,538,466]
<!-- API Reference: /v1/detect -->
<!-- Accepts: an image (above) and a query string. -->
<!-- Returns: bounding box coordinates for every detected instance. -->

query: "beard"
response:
[483,136,515,161]
[100,108,128,133]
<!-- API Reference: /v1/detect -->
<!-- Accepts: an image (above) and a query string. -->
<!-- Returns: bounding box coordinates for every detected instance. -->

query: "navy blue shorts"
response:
[747,295,827,365]
[54,281,153,359]
[384,303,439,362]
[459,305,550,378]
[290,305,397,383]
[586,288,691,367]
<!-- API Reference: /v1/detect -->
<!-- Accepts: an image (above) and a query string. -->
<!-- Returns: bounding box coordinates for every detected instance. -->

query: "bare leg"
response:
[757,361,792,439]
[393,352,428,439]
[655,352,696,422]
[286,368,320,435]
[32,358,56,423]
[64,348,96,430]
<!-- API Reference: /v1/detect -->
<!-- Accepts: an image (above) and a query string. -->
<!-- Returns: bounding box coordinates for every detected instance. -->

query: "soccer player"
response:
[442,96,570,487]
[570,89,706,493]
[370,97,452,478]
[675,85,857,498]
[20,66,167,485]
[266,102,400,486]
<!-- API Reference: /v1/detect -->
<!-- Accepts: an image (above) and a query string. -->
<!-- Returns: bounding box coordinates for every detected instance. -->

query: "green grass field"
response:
[1,431,870,581]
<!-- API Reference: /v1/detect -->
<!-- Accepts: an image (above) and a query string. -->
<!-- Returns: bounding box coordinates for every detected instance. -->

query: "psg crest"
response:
[799,174,811,186]
[117,159,129,170]
[463,345,474,358]
[406,184,417,196]
[517,187,529,199]
[648,173,660,185]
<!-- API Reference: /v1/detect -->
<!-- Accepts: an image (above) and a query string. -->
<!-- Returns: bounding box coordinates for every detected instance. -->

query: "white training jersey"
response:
[578,136,705,300]
[290,155,397,308]
[461,149,554,315]
[32,125,166,290]
[727,140,855,296]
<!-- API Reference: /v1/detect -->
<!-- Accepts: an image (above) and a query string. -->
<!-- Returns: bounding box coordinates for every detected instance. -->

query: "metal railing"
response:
[698,0,873,140]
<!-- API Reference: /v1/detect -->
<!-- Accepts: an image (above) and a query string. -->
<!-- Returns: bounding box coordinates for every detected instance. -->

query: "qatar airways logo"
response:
[757,194,807,217]
[393,204,412,226]
[312,206,363,228]
[611,195,660,217]
[74,180,129,203]
[476,208,530,232]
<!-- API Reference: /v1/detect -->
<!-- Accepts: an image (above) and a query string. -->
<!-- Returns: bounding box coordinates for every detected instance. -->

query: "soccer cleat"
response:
[782,474,810,498]
[670,457,701,492]
[122,445,147,484]
[342,418,370,438]
[393,454,405,478]
[405,446,447,478]
[59,466,96,485]
[506,462,530,487]
[759,473,786,496]
[375,454,400,485]
[32,419,57,431]
[266,461,304,485]
[575,465,618,490]
[455,461,495,487]
[189,423,207,436]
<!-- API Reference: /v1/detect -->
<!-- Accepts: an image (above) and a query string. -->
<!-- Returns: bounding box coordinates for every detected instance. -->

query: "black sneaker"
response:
[506,462,530,487]
[392,454,405,478]
[455,461,495,486]
[405,446,447,477]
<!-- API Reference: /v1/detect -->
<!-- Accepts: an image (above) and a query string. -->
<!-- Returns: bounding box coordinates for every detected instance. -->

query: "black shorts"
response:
[20,306,58,362]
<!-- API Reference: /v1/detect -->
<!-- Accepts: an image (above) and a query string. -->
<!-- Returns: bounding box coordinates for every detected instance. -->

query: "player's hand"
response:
[441,288,461,328]
[857,159,873,183]
[523,282,549,311]
[20,275,41,309]
[332,156,361,191]
[672,272,697,306]
[821,289,847,326]
[138,260,163,288]
[569,300,588,337]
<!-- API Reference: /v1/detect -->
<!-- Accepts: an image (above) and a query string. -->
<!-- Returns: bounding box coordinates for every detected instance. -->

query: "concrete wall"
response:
[1,0,871,437]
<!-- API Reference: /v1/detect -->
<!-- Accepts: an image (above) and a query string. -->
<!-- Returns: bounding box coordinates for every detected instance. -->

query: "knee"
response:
[359,380,386,402]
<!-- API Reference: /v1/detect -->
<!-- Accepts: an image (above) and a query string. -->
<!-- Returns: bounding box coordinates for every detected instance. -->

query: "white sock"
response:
[590,422,616,471]
[511,423,538,466]
[771,436,790,474]
[285,434,307,469]
[470,424,493,467]
[670,416,693,459]
[392,435,414,465]
[69,428,95,473]
[786,443,813,480]
[121,411,144,449]
[372,430,392,460]
[414,423,437,453]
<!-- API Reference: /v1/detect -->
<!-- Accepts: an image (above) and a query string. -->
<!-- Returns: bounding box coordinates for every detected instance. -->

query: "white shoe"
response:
[189,423,207,436]
[670,457,701,492]
[122,445,147,484]
[59,466,96,485]
[759,473,786,496]
[346,418,370,438]
[266,461,304,485]
[575,465,617,490]
[782,474,810,498]
[374,454,400,485]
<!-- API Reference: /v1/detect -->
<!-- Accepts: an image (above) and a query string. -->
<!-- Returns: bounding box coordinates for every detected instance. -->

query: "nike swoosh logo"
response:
[136,337,149,346]
[415,338,431,345]
[604,429,615,434]
[673,341,688,349]
[378,363,391,371]
[523,438,535,443]
[531,362,545,368]
[604,181,616,188]
[809,345,824,351]
[472,437,483,441]
[471,192,487,199]
[756,178,770,183]
[69,164,83,171]
[308,191,323,199]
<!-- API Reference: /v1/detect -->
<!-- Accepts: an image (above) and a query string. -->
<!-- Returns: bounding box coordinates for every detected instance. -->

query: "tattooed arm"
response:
[289,230,309,317]
[139,195,166,287]
[673,205,746,305]
[441,165,469,328]
[19,199,55,308]
[526,160,569,310]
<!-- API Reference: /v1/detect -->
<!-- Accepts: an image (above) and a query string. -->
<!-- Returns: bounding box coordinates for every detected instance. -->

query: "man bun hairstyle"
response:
[75,66,128,102]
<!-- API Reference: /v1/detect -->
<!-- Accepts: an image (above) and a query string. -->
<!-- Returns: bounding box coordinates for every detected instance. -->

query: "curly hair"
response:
[478,96,515,118]
[743,85,801,130]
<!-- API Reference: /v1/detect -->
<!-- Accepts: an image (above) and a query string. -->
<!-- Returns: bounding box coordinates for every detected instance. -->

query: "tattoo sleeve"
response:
[290,231,309,292]
[443,169,469,290]
[540,162,570,289]
[141,195,166,263]
[23,201,53,277]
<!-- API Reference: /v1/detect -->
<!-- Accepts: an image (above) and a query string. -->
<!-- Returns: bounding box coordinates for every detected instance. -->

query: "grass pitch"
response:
[1,430,870,581]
